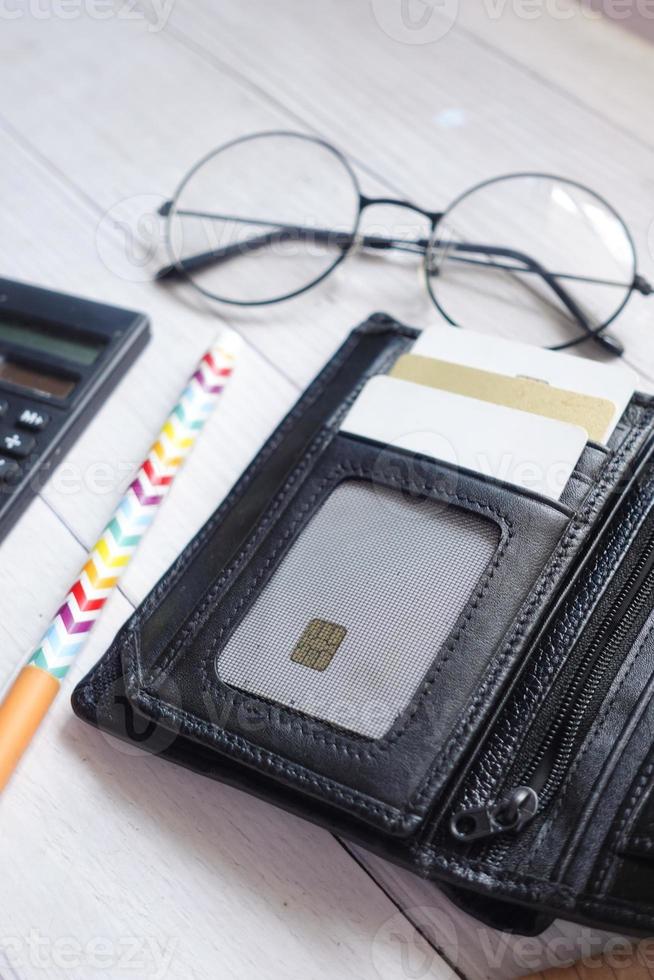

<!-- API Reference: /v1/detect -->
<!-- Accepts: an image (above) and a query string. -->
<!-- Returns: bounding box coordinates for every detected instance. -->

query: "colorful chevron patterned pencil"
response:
[0,328,241,791]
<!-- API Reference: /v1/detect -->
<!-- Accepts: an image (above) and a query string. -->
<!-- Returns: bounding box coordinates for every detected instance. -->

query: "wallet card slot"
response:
[137,316,417,667]
[559,473,594,512]
[370,345,616,514]
[437,441,654,869]
[340,433,575,517]
[216,469,501,740]
[556,441,617,510]
[122,429,578,837]
[72,316,654,938]
[111,319,654,843]
[598,741,654,914]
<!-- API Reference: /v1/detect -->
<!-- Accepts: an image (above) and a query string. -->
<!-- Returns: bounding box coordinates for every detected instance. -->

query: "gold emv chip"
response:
[291,619,347,672]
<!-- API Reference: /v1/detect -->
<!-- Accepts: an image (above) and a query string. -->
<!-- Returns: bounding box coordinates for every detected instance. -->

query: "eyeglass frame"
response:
[156,130,653,358]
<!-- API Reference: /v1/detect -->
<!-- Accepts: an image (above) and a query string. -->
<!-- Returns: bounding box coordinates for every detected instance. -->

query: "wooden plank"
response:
[158,0,654,203]
[454,0,654,145]
[0,6,652,979]
[352,847,643,980]
[1,7,652,389]
[0,122,300,605]
[158,0,654,385]
[0,498,133,687]
[0,560,457,980]
[0,44,457,980]
[0,159,457,980]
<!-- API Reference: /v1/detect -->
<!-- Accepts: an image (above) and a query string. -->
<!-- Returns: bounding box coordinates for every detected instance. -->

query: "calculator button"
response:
[0,401,7,418]
[0,457,20,482]
[0,431,35,458]
[17,408,50,432]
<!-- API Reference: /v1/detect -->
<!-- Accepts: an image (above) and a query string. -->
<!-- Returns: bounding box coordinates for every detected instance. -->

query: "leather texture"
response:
[72,313,654,938]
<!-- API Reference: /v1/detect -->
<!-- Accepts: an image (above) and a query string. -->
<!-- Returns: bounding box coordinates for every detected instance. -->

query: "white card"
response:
[412,327,636,440]
[340,375,588,501]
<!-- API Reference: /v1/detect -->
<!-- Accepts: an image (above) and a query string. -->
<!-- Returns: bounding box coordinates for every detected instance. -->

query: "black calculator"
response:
[0,278,150,539]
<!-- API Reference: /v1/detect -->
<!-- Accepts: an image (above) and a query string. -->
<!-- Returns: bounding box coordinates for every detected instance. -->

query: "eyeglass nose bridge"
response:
[359,194,443,227]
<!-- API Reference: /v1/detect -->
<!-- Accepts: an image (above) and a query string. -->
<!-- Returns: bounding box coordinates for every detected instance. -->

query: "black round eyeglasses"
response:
[155,130,652,358]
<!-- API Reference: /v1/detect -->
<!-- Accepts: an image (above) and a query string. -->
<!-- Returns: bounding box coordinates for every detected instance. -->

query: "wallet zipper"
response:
[450,514,654,845]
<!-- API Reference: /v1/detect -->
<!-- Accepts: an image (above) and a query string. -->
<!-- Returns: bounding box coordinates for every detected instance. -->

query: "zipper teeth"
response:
[540,581,654,800]
[521,530,654,803]
[472,524,654,855]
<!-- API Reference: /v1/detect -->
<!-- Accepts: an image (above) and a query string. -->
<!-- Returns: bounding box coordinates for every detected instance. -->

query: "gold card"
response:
[389,353,616,443]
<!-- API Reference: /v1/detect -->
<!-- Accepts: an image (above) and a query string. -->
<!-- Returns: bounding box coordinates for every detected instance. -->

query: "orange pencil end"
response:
[0,665,60,792]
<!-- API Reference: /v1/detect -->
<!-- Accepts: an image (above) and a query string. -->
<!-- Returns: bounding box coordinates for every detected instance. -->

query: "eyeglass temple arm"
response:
[447,242,625,356]
[156,204,652,291]
[156,203,651,292]
[155,226,400,281]
[153,227,618,354]
[155,207,648,354]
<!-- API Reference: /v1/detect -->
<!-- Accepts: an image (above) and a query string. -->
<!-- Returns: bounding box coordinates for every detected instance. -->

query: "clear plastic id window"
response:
[217,480,499,738]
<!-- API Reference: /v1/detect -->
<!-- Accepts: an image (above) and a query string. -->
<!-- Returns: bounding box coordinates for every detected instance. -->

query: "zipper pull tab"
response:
[450,786,539,842]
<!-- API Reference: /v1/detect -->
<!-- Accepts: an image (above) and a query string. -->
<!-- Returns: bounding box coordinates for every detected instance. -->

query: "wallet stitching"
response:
[595,757,654,893]
[122,626,413,829]
[410,845,578,903]
[528,618,654,876]
[148,426,335,681]
[409,414,651,813]
[144,327,413,679]
[574,895,654,925]
[117,359,653,831]
[411,520,581,810]
[411,845,654,924]
[438,469,654,838]
[586,634,654,896]
[133,320,397,631]
[199,455,513,756]
[125,400,652,828]
[131,683,412,830]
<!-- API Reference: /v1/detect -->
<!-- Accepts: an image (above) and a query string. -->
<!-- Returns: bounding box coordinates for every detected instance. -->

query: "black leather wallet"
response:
[73,313,654,938]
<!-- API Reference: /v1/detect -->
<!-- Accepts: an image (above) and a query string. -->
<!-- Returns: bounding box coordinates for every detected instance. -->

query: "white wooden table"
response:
[0,3,653,979]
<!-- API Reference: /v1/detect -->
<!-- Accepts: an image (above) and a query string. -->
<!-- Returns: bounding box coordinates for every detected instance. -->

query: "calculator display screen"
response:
[0,318,104,366]
[0,359,76,399]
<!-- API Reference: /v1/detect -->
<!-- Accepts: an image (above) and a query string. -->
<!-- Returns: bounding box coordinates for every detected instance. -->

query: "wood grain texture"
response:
[521,937,654,978]
[0,3,652,979]
[455,0,654,146]
[0,31,458,980]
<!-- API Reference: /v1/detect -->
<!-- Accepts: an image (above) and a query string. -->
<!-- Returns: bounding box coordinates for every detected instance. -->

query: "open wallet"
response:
[73,313,654,937]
